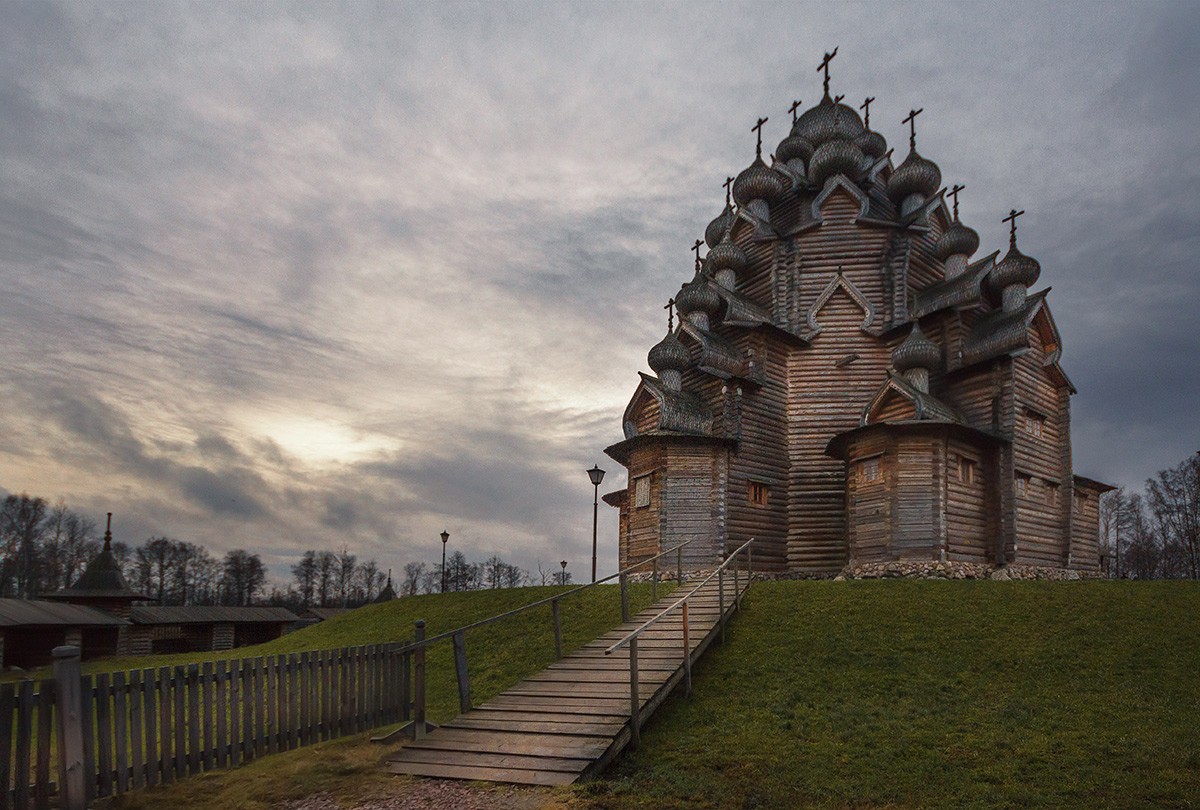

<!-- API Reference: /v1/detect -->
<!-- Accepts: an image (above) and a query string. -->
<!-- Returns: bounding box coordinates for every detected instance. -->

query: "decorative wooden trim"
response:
[806,271,876,335]
[811,175,870,223]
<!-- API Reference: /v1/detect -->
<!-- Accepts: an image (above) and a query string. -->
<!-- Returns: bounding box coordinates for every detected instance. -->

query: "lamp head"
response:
[587,464,606,486]
[560,560,567,570]
[440,530,449,545]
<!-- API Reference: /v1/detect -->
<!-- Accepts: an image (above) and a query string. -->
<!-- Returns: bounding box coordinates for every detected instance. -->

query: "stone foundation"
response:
[835,560,1105,580]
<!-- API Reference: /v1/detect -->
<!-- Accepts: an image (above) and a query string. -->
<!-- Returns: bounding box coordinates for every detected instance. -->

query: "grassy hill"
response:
[582,580,1200,809]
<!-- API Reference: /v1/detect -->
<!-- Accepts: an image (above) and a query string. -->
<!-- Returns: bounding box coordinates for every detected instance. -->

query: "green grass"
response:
[577,580,1200,809]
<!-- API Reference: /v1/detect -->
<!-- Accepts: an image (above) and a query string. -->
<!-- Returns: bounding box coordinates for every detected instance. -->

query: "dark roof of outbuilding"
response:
[0,599,129,628]
[302,607,353,621]
[130,606,298,625]
[44,515,148,601]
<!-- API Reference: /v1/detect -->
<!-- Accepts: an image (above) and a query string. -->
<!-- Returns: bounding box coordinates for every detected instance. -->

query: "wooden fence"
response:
[0,642,412,810]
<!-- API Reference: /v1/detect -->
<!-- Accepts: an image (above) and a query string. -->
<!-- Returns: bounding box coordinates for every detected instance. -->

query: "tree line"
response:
[1100,452,1200,579]
[0,492,549,610]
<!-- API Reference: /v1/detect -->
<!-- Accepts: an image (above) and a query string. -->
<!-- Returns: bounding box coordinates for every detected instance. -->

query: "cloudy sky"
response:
[2,0,1197,585]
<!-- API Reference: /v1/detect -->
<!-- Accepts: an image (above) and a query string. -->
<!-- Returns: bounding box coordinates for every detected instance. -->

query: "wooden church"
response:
[603,53,1113,576]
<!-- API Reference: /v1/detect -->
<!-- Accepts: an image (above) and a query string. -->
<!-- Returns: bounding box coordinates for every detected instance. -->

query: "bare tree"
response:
[1146,454,1200,579]
[402,562,426,596]
[291,550,318,607]
[354,558,383,602]
[315,550,337,607]
[221,549,266,606]
[0,494,49,598]
[336,546,357,607]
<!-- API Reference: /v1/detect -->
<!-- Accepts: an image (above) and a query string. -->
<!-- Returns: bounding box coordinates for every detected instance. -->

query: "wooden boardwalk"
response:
[385,576,749,785]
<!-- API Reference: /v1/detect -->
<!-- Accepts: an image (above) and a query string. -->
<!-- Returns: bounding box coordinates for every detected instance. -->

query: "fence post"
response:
[735,560,741,611]
[551,598,563,659]
[412,621,427,740]
[718,566,726,644]
[748,539,753,581]
[628,637,640,749]
[452,631,471,715]
[619,573,630,623]
[53,646,86,810]
[677,544,683,585]
[652,556,658,600]
[681,601,692,697]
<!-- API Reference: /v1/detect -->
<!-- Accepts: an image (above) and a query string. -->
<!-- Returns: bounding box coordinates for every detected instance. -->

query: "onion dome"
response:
[987,244,1041,294]
[732,156,786,208]
[702,235,747,277]
[892,322,941,372]
[775,133,814,167]
[886,148,941,205]
[793,95,864,147]
[808,138,865,188]
[648,330,690,374]
[855,128,887,160]
[705,201,734,248]
[675,272,721,318]
[934,220,980,261]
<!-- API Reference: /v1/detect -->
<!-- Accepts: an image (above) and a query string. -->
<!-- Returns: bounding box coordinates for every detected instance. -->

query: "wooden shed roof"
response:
[0,599,129,628]
[130,606,298,625]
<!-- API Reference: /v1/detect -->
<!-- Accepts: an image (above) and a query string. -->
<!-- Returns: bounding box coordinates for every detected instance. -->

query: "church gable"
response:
[805,272,876,338]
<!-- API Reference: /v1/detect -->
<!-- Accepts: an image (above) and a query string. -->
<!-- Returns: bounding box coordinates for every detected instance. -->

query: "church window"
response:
[1074,491,1087,513]
[1023,409,1045,438]
[1015,474,1030,497]
[859,457,881,484]
[748,480,769,506]
[957,455,977,484]
[1046,482,1059,506]
[634,475,650,508]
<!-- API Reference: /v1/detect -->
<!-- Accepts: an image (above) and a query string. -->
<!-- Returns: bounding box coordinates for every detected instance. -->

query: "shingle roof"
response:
[0,599,129,627]
[130,606,298,625]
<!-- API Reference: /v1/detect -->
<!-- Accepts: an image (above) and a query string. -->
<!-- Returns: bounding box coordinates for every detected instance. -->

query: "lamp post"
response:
[560,560,568,586]
[587,464,606,582]
[440,530,450,593]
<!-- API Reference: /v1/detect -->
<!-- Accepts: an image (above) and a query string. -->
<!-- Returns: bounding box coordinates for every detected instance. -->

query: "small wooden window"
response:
[1015,474,1030,497]
[1023,410,1045,438]
[748,480,769,506]
[634,475,650,508]
[957,456,977,484]
[1074,491,1087,512]
[1046,482,1059,506]
[859,457,881,484]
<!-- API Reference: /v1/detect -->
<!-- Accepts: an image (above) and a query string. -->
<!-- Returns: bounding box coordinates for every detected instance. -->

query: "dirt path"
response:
[284,779,567,810]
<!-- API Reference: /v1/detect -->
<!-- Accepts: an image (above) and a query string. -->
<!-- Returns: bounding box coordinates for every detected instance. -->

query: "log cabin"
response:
[603,59,1113,576]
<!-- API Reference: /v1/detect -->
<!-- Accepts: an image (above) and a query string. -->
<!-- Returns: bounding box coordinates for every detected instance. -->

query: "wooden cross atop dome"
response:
[692,238,704,270]
[1003,208,1025,247]
[664,297,675,331]
[902,107,923,149]
[860,96,875,128]
[752,116,768,158]
[948,184,965,220]
[818,47,838,97]
[788,99,802,124]
[723,175,734,204]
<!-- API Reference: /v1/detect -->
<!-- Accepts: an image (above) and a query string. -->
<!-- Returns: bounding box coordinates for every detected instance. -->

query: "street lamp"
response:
[587,464,606,582]
[440,530,450,593]
[560,560,568,586]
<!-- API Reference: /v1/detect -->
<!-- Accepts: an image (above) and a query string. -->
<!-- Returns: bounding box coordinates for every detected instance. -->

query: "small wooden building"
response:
[605,63,1114,576]
[126,606,299,655]
[0,600,128,669]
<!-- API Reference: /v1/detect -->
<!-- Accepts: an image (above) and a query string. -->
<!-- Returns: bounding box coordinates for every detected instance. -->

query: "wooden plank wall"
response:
[663,445,725,567]
[0,644,410,809]
[846,434,891,561]
[1070,488,1101,570]
[945,437,991,562]
[1012,324,1071,566]
[624,446,665,568]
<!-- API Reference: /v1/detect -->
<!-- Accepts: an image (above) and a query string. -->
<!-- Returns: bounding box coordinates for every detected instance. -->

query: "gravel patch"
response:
[283,780,559,810]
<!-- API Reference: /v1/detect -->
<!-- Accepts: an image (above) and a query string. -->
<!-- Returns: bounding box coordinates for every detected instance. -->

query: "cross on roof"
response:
[723,175,734,204]
[664,297,676,331]
[1003,208,1025,247]
[752,116,768,158]
[860,96,875,128]
[818,47,838,97]
[788,99,802,124]
[948,184,965,219]
[902,107,923,149]
[692,238,704,269]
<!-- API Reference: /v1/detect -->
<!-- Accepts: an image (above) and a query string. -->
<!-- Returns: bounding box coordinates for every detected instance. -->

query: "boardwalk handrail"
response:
[378,538,696,742]
[602,538,754,750]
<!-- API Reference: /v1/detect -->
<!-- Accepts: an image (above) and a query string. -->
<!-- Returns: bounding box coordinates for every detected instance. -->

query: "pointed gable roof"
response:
[45,516,147,601]
[862,371,967,427]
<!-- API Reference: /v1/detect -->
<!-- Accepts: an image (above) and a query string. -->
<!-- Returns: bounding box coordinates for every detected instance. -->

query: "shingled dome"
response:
[793,95,864,147]
[775,132,814,167]
[892,322,941,373]
[675,273,721,318]
[935,220,981,261]
[855,127,888,160]
[702,236,747,277]
[887,148,942,205]
[647,330,690,374]
[987,244,1041,294]
[732,156,787,208]
[705,201,735,248]
[808,138,866,187]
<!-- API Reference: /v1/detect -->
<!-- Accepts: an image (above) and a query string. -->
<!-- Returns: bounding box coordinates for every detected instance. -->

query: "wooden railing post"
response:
[53,646,86,810]
[677,545,683,585]
[412,621,427,740]
[551,598,563,659]
[619,573,630,623]
[718,566,726,644]
[652,556,658,600]
[748,540,753,581]
[735,559,741,610]
[452,631,472,714]
[681,601,692,697]
[628,637,640,749]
